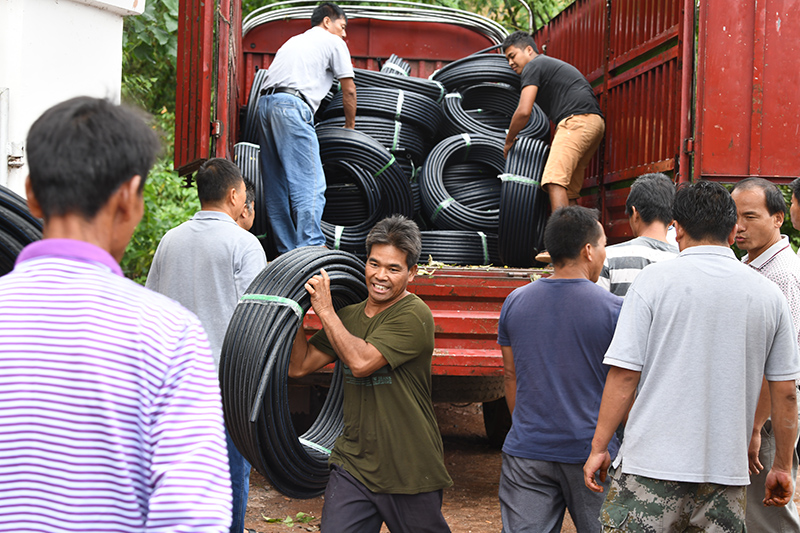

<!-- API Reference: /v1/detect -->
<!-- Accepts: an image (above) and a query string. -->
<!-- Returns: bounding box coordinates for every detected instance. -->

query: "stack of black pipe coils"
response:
[317,127,412,254]
[352,68,447,103]
[431,53,519,92]
[323,87,443,141]
[241,68,269,144]
[316,116,430,166]
[380,53,411,76]
[0,185,43,275]
[219,247,367,499]
[442,162,501,212]
[419,133,504,233]
[233,142,268,238]
[498,136,550,267]
[420,230,501,266]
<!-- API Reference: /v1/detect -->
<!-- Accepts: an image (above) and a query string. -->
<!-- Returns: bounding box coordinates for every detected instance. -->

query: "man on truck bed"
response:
[502,30,605,215]
[289,215,453,532]
[731,178,800,533]
[584,180,800,531]
[257,1,356,254]
[498,206,622,533]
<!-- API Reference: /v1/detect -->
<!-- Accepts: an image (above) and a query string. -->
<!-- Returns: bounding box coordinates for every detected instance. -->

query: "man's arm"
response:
[504,85,538,158]
[748,376,771,475]
[304,268,388,377]
[584,366,641,492]
[501,345,516,413]
[763,379,798,506]
[339,77,356,129]
[288,326,336,378]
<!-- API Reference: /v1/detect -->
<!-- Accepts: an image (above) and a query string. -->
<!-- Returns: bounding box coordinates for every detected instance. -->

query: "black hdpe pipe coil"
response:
[317,127,414,219]
[431,54,519,93]
[420,133,504,233]
[380,54,411,76]
[219,247,368,499]
[242,69,269,144]
[320,160,383,257]
[323,87,443,140]
[316,116,430,165]
[420,230,501,266]
[233,142,269,238]
[0,185,43,276]
[498,137,550,267]
[352,68,447,103]
[442,162,501,212]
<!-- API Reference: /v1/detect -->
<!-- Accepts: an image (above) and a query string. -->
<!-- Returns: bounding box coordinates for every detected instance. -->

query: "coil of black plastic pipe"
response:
[219,246,368,499]
[323,87,443,140]
[317,127,414,219]
[352,68,447,103]
[233,142,269,238]
[316,116,430,166]
[241,69,269,144]
[420,133,504,232]
[420,230,501,266]
[442,162,502,212]
[380,54,411,76]
[0,185,43,276]
[431,53,520,92]
[498,137,550,267]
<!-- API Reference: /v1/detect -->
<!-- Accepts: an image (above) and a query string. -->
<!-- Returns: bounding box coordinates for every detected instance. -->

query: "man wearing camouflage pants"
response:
[584,181,800,531]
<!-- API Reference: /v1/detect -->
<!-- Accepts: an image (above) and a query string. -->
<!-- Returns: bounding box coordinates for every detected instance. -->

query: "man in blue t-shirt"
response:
[498,206,622,533]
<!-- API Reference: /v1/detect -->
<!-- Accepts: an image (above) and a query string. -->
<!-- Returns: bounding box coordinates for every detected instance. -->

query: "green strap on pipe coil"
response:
[299,437,332,456]
[392,121,402,152]
[498,173,540,187]
[374,154,396,179]
[395,90,405,121]
[382,62,408,76]
[239,294,304,321]
[434,81,446,103]
[334,225,344,250]
[477,231,489,265]
[461,132,471,161]
[430,197,455,222]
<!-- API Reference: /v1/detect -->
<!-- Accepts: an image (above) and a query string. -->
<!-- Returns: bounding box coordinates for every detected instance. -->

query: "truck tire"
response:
[431,375,505,404]
[482,397,512,449]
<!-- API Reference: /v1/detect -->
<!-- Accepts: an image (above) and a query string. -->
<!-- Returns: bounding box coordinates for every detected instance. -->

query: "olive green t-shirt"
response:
[309,293,453,494]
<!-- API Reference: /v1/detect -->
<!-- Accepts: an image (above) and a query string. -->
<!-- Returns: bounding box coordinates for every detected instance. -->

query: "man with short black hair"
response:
[147,157,267,533]
[598,173,678,296]
[289,215,453,532]
[585,180,800,532]
[257,1,356,253]
[731,177,800,533]
[498,206,622,533]
[0,96,232,531]
[502,30,604,213]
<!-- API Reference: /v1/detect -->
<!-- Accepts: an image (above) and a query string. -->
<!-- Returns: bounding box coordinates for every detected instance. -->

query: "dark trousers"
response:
[321,464,451,533]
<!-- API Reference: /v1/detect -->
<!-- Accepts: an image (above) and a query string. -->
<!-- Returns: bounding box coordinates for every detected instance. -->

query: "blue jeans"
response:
[226,429,251,533]
[257,93,326,253]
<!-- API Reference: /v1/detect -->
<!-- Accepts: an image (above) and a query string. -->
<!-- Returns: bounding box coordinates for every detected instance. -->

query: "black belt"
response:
[261,86,310,107]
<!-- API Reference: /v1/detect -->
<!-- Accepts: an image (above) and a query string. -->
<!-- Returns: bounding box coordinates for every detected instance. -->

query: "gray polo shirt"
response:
[146,211,267,369]
[605,245,800,485]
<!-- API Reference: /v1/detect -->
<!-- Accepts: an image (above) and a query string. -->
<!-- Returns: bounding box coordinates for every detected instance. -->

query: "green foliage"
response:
[262,511,317,527]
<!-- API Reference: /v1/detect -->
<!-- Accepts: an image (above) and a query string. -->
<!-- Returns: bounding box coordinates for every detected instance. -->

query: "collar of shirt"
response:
[191,210,238,224]
[15,238,123,276]
[742,235,791,270]
[678,244,737,260]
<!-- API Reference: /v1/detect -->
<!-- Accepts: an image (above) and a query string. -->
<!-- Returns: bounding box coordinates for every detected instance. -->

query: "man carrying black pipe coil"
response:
[289,215,453,532]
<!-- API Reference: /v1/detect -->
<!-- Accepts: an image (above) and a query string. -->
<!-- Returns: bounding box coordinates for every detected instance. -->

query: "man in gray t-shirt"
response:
[257,2,356,254]
[584,181,800,532]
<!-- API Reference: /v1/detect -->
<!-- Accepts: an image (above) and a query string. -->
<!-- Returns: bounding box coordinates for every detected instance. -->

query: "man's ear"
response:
[116,175,143,219]
[727,223,738,246]
[25,176,44,219]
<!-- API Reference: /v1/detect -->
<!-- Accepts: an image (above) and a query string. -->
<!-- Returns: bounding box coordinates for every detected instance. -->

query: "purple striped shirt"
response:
[0,239,232,532]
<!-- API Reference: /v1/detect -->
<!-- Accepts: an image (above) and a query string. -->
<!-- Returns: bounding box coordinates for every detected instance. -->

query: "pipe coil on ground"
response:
[317,127,414,219]
[431,54,519,93]
[420,230,501,266]
[316,116,430,166]
[242,69,269,144]
[353,68,447,103]
[498,137,550,267]
[0,185,43,275]
[323,87,443,140]
[420,133,504,232]
[220,247,367,499]
[233,142,269,238]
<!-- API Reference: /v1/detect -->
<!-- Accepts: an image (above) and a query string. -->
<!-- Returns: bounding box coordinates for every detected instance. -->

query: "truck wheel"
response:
[482,397,512,449]
[431,375,505,403]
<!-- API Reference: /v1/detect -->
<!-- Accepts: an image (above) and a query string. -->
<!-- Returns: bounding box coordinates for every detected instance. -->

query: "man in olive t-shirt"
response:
[289,215,452,532]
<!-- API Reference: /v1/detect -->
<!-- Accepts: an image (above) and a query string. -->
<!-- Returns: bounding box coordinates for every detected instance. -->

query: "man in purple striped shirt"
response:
[0,97,233,532]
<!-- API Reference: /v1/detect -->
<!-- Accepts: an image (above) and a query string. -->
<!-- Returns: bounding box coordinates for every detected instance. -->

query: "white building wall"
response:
[0,0,145,195]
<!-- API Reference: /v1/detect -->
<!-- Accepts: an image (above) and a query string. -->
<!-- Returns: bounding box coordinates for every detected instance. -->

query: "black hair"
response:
[26,96,159,220]
[790,178,800,204]
[501,31,539,54]
[195,158,244,205]
[544,206,603,265]
[672,180,737,243]
[311,2,346,27]
[731,177,786,216]
[244,178,255,207]
[365,215,421,269]
[625,173,676,225]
